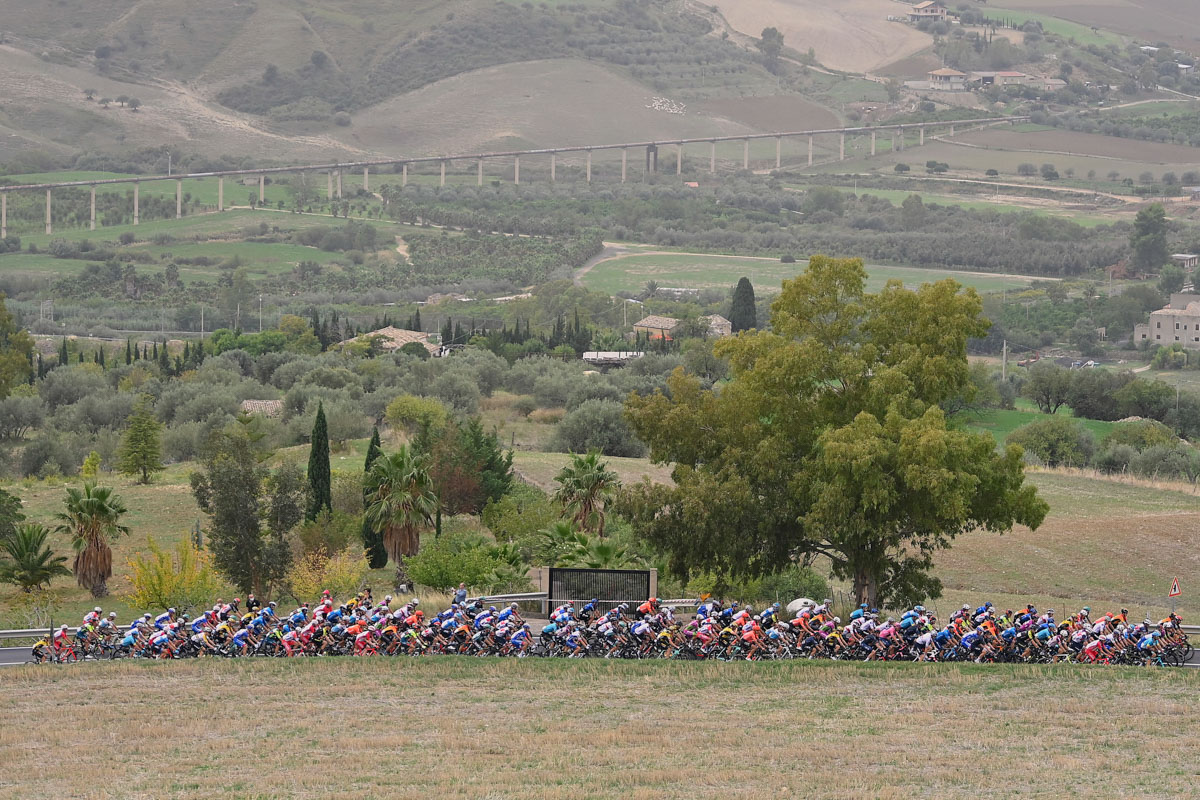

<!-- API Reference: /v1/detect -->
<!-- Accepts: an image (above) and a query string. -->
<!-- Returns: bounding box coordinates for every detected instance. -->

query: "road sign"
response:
[1170,577,1181,598]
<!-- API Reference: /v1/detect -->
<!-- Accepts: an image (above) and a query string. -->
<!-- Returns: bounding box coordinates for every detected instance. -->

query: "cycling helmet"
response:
[961,604,970,611]
[108,612,117,618]
[143,613,152,620]
[268,601,277,608]
[93,606,102,613]
[590,598,598,604]
[833,617,841,624]
[182,615,190,622]
[511,602,519,609]
[168,608,176,614]
[914,605,925,613]
[411,598,419,606]
[523,623,531,629]
[752,615,761,622]
[773,603,781,611]
[731,601,739,608]
[489,606,497,613]
[566,600,574,606]
[60,624,68,630]
[415,611,424,618]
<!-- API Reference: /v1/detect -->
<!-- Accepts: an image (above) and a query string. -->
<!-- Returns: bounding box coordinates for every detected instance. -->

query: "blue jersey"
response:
[541,622,559,636]
[154,612,173,630]
[497,608,517,622]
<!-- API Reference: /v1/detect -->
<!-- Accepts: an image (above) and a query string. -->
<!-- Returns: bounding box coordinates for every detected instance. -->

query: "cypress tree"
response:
[306,401,332,521]
[728,277,757,333]
[97,346,105,368]
[157,341,169,373]
[78,351,84,363]
[413,307,421,331]
[361,426,387,568]
[125,339,132,365]
[152,341,158,360]
[118,395,164,484]
[59,338,68,367]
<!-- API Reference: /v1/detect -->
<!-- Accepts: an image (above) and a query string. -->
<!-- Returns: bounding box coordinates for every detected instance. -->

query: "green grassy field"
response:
[580,252,1045,295]
[3,658,1197,799]
[962,407,1117,444]
[984,7,1123,46]
[846,187,1113,226]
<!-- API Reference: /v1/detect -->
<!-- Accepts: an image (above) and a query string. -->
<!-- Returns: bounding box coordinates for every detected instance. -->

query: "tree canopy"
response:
[728,277,757,333]
[0,294,34,399]
[624,255,1048,607]
[1130,203,1168,271]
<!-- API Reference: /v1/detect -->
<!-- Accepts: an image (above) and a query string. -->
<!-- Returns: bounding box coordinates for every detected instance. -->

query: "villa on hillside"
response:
[1134,293,1200,348]
[632,314,679,340]
[1172,254,1200,269]
[908,1,947,21]
[926,68,967,91]
[345,325,442,355]
[699,314,733,338]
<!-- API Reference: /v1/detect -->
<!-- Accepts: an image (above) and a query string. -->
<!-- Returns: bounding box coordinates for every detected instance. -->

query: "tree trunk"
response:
[393,555,409,592]
[852,568,878,609]
[90,577,108,599]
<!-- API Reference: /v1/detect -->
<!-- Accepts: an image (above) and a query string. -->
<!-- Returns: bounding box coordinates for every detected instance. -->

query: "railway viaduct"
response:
[0,116,1026,237]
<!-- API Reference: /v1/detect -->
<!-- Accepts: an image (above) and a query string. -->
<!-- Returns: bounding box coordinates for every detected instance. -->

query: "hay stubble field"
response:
[2,657,1198,799]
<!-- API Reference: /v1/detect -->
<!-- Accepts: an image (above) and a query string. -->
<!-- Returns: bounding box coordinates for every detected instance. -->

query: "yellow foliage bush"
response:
[124,538,226,615]
[286,546,369,604]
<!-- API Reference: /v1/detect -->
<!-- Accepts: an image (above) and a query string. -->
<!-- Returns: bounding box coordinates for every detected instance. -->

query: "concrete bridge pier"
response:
[919,126,925,145]
[514,155,520,184]
[336,170,343,198]
[402,163,408,187]
[363,167,369,192]
[327,171,334,199]
[871,130,876,156]
[949,124,955,137]
[218,177,224,211]
[133,182,139,225]
[897,129,904,152]
[259,174,265,205]
[676,143,682,175]
[176,180,182,219]
[45,189,51,235]
[1,193,5,238]
[439,161,446,187]
[90,186,97,230]
[808,135,813,166]
[742,139,749,170]
[645,145,657,175]
[839,133,845,161]
[621,148,628,183]
[710,141,716,174]
[550,152,556,182]
[775,136,781,170]
[587,150,592,182]
[477,158,484,186]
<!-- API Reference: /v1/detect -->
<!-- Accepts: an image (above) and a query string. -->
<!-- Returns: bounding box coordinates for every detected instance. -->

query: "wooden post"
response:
[743,139,749,169]
[218,177,224,211]
[133,181,139,225]
[586,150,592,182]
[90,185,97,230]
[477,159,483,186]
[775,136,781,169]
[808,135,813,166]
[621,148,627,183]
[710,141,716,174]
[175,179,182,219]
[45,189,51,235]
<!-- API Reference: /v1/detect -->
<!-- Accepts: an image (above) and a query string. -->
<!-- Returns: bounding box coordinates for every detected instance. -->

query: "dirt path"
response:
[395,236,410,261]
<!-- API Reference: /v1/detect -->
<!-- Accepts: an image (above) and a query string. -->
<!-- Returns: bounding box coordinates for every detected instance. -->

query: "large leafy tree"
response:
[306,401,332,521]
[0,486,23,541]
[364,446,438,584]
[552,451,620,537]
[1130,203,1168,271]
[55,484,130,598]
[624,255,1048,607]
[0,523,71,592]
[0,293,34,399]
[728,277,757,333]
[361,426,388,569]
[118,394,164,483]
[190,431,267,595]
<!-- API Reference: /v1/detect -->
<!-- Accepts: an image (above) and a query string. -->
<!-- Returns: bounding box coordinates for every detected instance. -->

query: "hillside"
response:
[0,0,850,164]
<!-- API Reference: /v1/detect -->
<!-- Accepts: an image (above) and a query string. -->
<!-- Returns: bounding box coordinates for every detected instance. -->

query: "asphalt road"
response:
[4,643,1197,666]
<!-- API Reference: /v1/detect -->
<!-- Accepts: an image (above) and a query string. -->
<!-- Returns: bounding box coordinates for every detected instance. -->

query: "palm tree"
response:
[0,524,71,592]
[553,451,620,537]
[364,447,438,585]
[55,484,129,598]
[559,534,635,570]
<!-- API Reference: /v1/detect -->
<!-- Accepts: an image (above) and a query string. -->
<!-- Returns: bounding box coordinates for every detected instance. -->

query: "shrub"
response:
[551,399,645,457]
[1103,420,1177,451]
[123,537,226,615]
[286,546,368,604]
[295,509,362,557]
[528,407,565,424]
[1094,444,1137,474]
[511,395,537,417]
[780,254,796,263]
[754,564,829,605]
[405,532,498,591]
[385,394,449,434]
[428,372,480,415]
[1007,416,1095,467]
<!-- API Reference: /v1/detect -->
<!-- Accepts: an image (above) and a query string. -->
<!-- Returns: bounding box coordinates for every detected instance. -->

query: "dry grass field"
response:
[2,657,1198,799]
[713,0,933,74]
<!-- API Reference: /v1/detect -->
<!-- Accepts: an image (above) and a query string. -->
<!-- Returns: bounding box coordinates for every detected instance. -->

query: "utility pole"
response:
[1001,339,1007,381]
[259,294,263,333]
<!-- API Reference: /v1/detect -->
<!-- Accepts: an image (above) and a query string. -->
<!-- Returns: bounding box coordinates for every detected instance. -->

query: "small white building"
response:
[927,68,967,91]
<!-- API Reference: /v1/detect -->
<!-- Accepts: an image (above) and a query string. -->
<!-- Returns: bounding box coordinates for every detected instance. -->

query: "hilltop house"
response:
[1172,254,1199,269]
[346,325,441,355]
[633,315,679,340]
[927,68,967,91]
[909,1,947,21]
[1134,293,1200,349]
[699,314,733,338]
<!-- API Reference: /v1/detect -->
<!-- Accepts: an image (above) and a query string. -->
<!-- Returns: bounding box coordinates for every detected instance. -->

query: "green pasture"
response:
[581,252,1044,295]
[846,187,1113,225]
[962,407,1118,444]
[985,7,1123,46]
